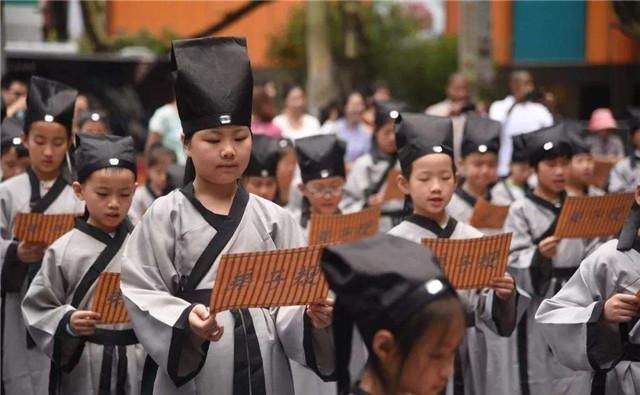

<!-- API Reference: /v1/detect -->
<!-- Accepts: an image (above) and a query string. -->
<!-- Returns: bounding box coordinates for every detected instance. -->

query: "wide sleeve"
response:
[535,247,624,372]
[504,204,551,296]
[340,158,369,213]
[21,239,85,371]
[120,203,207,387]
[609,160,632,193]
[0,185,25,294]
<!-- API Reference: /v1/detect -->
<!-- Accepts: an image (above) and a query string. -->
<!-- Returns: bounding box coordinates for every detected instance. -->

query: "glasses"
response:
[306,184,344,197]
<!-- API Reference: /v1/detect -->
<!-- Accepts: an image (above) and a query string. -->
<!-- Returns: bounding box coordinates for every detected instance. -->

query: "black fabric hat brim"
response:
[75,134,137,183]
[171,36,253,137]
[24,76,77,134]
[295,135,346,183]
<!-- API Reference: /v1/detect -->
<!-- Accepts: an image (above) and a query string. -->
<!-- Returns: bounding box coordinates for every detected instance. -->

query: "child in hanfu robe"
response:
[120,36,335,395]
[536,187,640,395]
[22,134,144,394]
[505,124,603,395]
[387,113,521,395]
[0,76,83,395]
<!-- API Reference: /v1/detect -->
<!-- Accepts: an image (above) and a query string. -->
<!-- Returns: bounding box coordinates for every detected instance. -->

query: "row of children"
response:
[1,34,639,395]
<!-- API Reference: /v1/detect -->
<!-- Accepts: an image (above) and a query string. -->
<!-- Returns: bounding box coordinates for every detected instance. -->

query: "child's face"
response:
[243,176,277,201]
[631,131,640,150]
[536,157,570,194]
[509,162,532,186]
[73,168,136,232]
[461,152,498,193]
[399,154,455,218]
[300,176,344,215]
[147,161,170,191]
[23,121,70,178]
[568,153,594,187]
[396,313,465,395]
[185,126,252,185]
[375,122,396,156]
[1,147,28,180]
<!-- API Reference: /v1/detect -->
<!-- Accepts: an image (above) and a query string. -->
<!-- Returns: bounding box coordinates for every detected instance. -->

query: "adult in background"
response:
[145,96,185,165]
[1,74,28,122]
[324,92,372,164]
[251,85,282,138]
[489,70,553,176]
[426,72,474,160]
[586,108,625,162]
[273,85,321,141]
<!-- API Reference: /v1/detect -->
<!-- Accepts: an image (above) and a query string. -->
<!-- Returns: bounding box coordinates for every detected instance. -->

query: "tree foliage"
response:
[268,2,458,110]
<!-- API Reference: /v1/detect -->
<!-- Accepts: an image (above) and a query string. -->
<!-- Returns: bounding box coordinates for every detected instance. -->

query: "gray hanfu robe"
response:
[129,182,175,226]
[120,184,335,395]
[340,153,404,233]
[609,155,640,193]
[447,187,534,395]
[22,219,145,394]
[491,178,527,206]
[0,169,84,395]
[446,187,507,236]
[388,215,520,395]
[505,191,602,395]
[536,237,640,395]
[128,184,158,225]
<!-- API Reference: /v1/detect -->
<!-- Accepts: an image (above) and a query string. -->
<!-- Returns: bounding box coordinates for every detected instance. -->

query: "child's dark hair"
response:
[531,144,573,169]
[146,143,175,168]
[1,144,28,158]
[400,156,457,179]
[367,295,464,393]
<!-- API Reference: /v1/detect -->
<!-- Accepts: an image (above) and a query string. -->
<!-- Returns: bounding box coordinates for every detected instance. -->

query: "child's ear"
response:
[182,134,191,157]
[397,174,410,196]
[371,329,399,366]
[297,182,306,196]
[71,181,85,201]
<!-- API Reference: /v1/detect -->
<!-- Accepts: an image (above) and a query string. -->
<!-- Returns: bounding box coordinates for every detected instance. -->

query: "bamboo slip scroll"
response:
[469,199,510,230]
[422,233,512,289]
[553,193,635,238]
[91,272,130,324]
[14,213,76,245]
[209,245,329,314]
[308,206,381,246]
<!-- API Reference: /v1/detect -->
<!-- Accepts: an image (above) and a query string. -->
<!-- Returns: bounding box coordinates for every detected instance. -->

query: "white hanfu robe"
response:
[491,178,527,206]
[22,219,145,394]
[340,153,404,233]
[505,192,601,395]
[609,155,640,193]
[389,215,521,395]
[120,184,335,395]
[536,237,640,395]
[0,169,83,395]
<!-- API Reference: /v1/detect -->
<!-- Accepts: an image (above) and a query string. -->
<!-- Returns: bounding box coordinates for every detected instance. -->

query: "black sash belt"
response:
[85,329,137,395]
[591,343,640,395]
[180,289,266,395]
[465,311,476,328]
[84,329,138,346]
